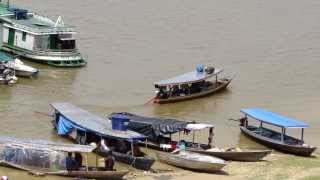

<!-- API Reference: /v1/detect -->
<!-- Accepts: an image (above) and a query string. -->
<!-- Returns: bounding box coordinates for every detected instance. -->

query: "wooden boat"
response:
[188,148,271,162]
[0,136,128,179]
[110,112,270,161]
[156,151,226,172]
[51,102,155,170]
[239,108,317,156]
[153,65,232,104]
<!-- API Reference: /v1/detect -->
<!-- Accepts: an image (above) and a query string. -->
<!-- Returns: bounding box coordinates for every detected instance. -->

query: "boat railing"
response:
[32,48,80,55]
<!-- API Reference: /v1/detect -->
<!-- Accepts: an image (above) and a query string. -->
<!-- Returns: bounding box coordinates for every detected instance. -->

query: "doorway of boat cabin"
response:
[8,28,15,46]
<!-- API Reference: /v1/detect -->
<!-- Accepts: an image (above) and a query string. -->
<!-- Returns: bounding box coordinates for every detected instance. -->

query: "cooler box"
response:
[110,114,130,131]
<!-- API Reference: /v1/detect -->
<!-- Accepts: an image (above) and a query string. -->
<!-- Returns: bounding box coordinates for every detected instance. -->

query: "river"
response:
[0,0,319,179]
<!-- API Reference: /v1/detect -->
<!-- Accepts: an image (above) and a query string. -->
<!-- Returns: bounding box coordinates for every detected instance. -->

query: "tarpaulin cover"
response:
[57,115,86,135]
[109,112,192,141]
[51,102,146,140]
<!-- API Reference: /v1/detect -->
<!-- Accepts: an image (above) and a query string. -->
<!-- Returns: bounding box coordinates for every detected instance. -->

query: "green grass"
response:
[301,175,320,180]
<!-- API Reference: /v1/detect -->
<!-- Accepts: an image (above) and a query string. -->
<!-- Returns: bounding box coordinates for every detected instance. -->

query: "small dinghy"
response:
[9,58,39,77]
[156,151,226,173]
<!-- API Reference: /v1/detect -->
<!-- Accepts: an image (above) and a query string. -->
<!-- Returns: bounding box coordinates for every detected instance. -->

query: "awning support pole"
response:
[192,131,195,145]
[131,140,134,157]
[281,128,284,143]
[85,153,88,171]
[260,122,263,134]
[301,128,304,144]
[179,131,181,141]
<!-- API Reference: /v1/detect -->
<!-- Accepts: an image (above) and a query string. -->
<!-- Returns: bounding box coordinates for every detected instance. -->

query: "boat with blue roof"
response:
[238,108,316,156]
[153,65,232,104]
[50,102,155,170]
[0,1,86,67]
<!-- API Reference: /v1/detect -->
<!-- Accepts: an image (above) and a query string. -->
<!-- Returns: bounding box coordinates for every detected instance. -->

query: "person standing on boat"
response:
[208,127,214,148]
[66,152,76,171]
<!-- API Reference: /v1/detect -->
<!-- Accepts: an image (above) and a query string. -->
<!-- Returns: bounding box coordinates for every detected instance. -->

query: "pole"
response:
[260,122,262,135]
[131,140,134,157]
[281,128,284,143]
[85,154,88,171]
[301,128,304,144]
[192,130,195,144]
[179,131,181,141]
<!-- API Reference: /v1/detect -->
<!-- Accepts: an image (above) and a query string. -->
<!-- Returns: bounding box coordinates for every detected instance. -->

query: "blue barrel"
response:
[196,64,204,73]
[110,114,130,131]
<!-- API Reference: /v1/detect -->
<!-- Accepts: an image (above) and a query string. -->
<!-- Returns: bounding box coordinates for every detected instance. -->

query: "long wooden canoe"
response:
[241,126,316,156]
[0,160,128,179]
[188,148,271,161]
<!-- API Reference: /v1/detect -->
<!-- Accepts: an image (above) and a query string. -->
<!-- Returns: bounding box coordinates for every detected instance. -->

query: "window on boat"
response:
[49,34,75,50]
[22,32,27,41]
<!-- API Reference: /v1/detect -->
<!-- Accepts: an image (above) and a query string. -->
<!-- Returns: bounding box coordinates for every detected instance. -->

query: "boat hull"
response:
[98,150,155,171]
[156,151,226,173]
[2,45,86,67]
[240,126,316,156]
[0,160,128,179]
[188,148,272,162]
[154,78,231,104]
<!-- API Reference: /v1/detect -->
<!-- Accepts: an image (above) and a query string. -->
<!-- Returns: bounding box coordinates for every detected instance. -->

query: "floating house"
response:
[0,1,86,67]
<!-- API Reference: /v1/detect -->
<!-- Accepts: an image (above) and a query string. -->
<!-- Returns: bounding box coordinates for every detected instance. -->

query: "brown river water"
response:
[0,0,320,179]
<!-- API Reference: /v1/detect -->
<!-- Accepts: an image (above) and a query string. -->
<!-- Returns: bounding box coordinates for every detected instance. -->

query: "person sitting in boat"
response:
[116,140,128,153]
[177,140,186,150]
[104,151,115,171]
[208,127,215,148]
[99,139,111,155]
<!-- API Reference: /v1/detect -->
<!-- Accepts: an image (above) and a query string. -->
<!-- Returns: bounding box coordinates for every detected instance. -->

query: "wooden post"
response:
[301,128,304,144]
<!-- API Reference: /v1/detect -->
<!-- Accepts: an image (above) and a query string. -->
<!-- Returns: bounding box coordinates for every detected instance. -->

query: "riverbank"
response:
[128,152,320,180]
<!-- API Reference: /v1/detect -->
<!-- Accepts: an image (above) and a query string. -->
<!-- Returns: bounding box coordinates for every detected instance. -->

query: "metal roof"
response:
[241,108,309,128]
[51,102,146,140]
[154,68,223,86]
[1,13,76,35]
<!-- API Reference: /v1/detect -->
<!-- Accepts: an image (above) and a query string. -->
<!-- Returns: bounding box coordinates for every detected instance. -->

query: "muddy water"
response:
[0,0,320,179]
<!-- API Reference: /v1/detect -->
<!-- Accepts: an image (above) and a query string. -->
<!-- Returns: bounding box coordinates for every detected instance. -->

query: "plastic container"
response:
[110,114,130,131]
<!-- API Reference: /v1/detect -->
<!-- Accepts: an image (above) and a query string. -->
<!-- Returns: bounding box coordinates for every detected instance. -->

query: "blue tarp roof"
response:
[51,102,146,140]
[154,68,223,86]
[241,108,309,128]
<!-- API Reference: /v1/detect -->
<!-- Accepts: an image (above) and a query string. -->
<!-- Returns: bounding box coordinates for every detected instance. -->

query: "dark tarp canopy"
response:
[108,112,192,142]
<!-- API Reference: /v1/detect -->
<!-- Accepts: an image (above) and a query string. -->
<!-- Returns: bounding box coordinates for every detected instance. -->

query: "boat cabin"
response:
[0,2,86,67]
[0,52,17,84]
